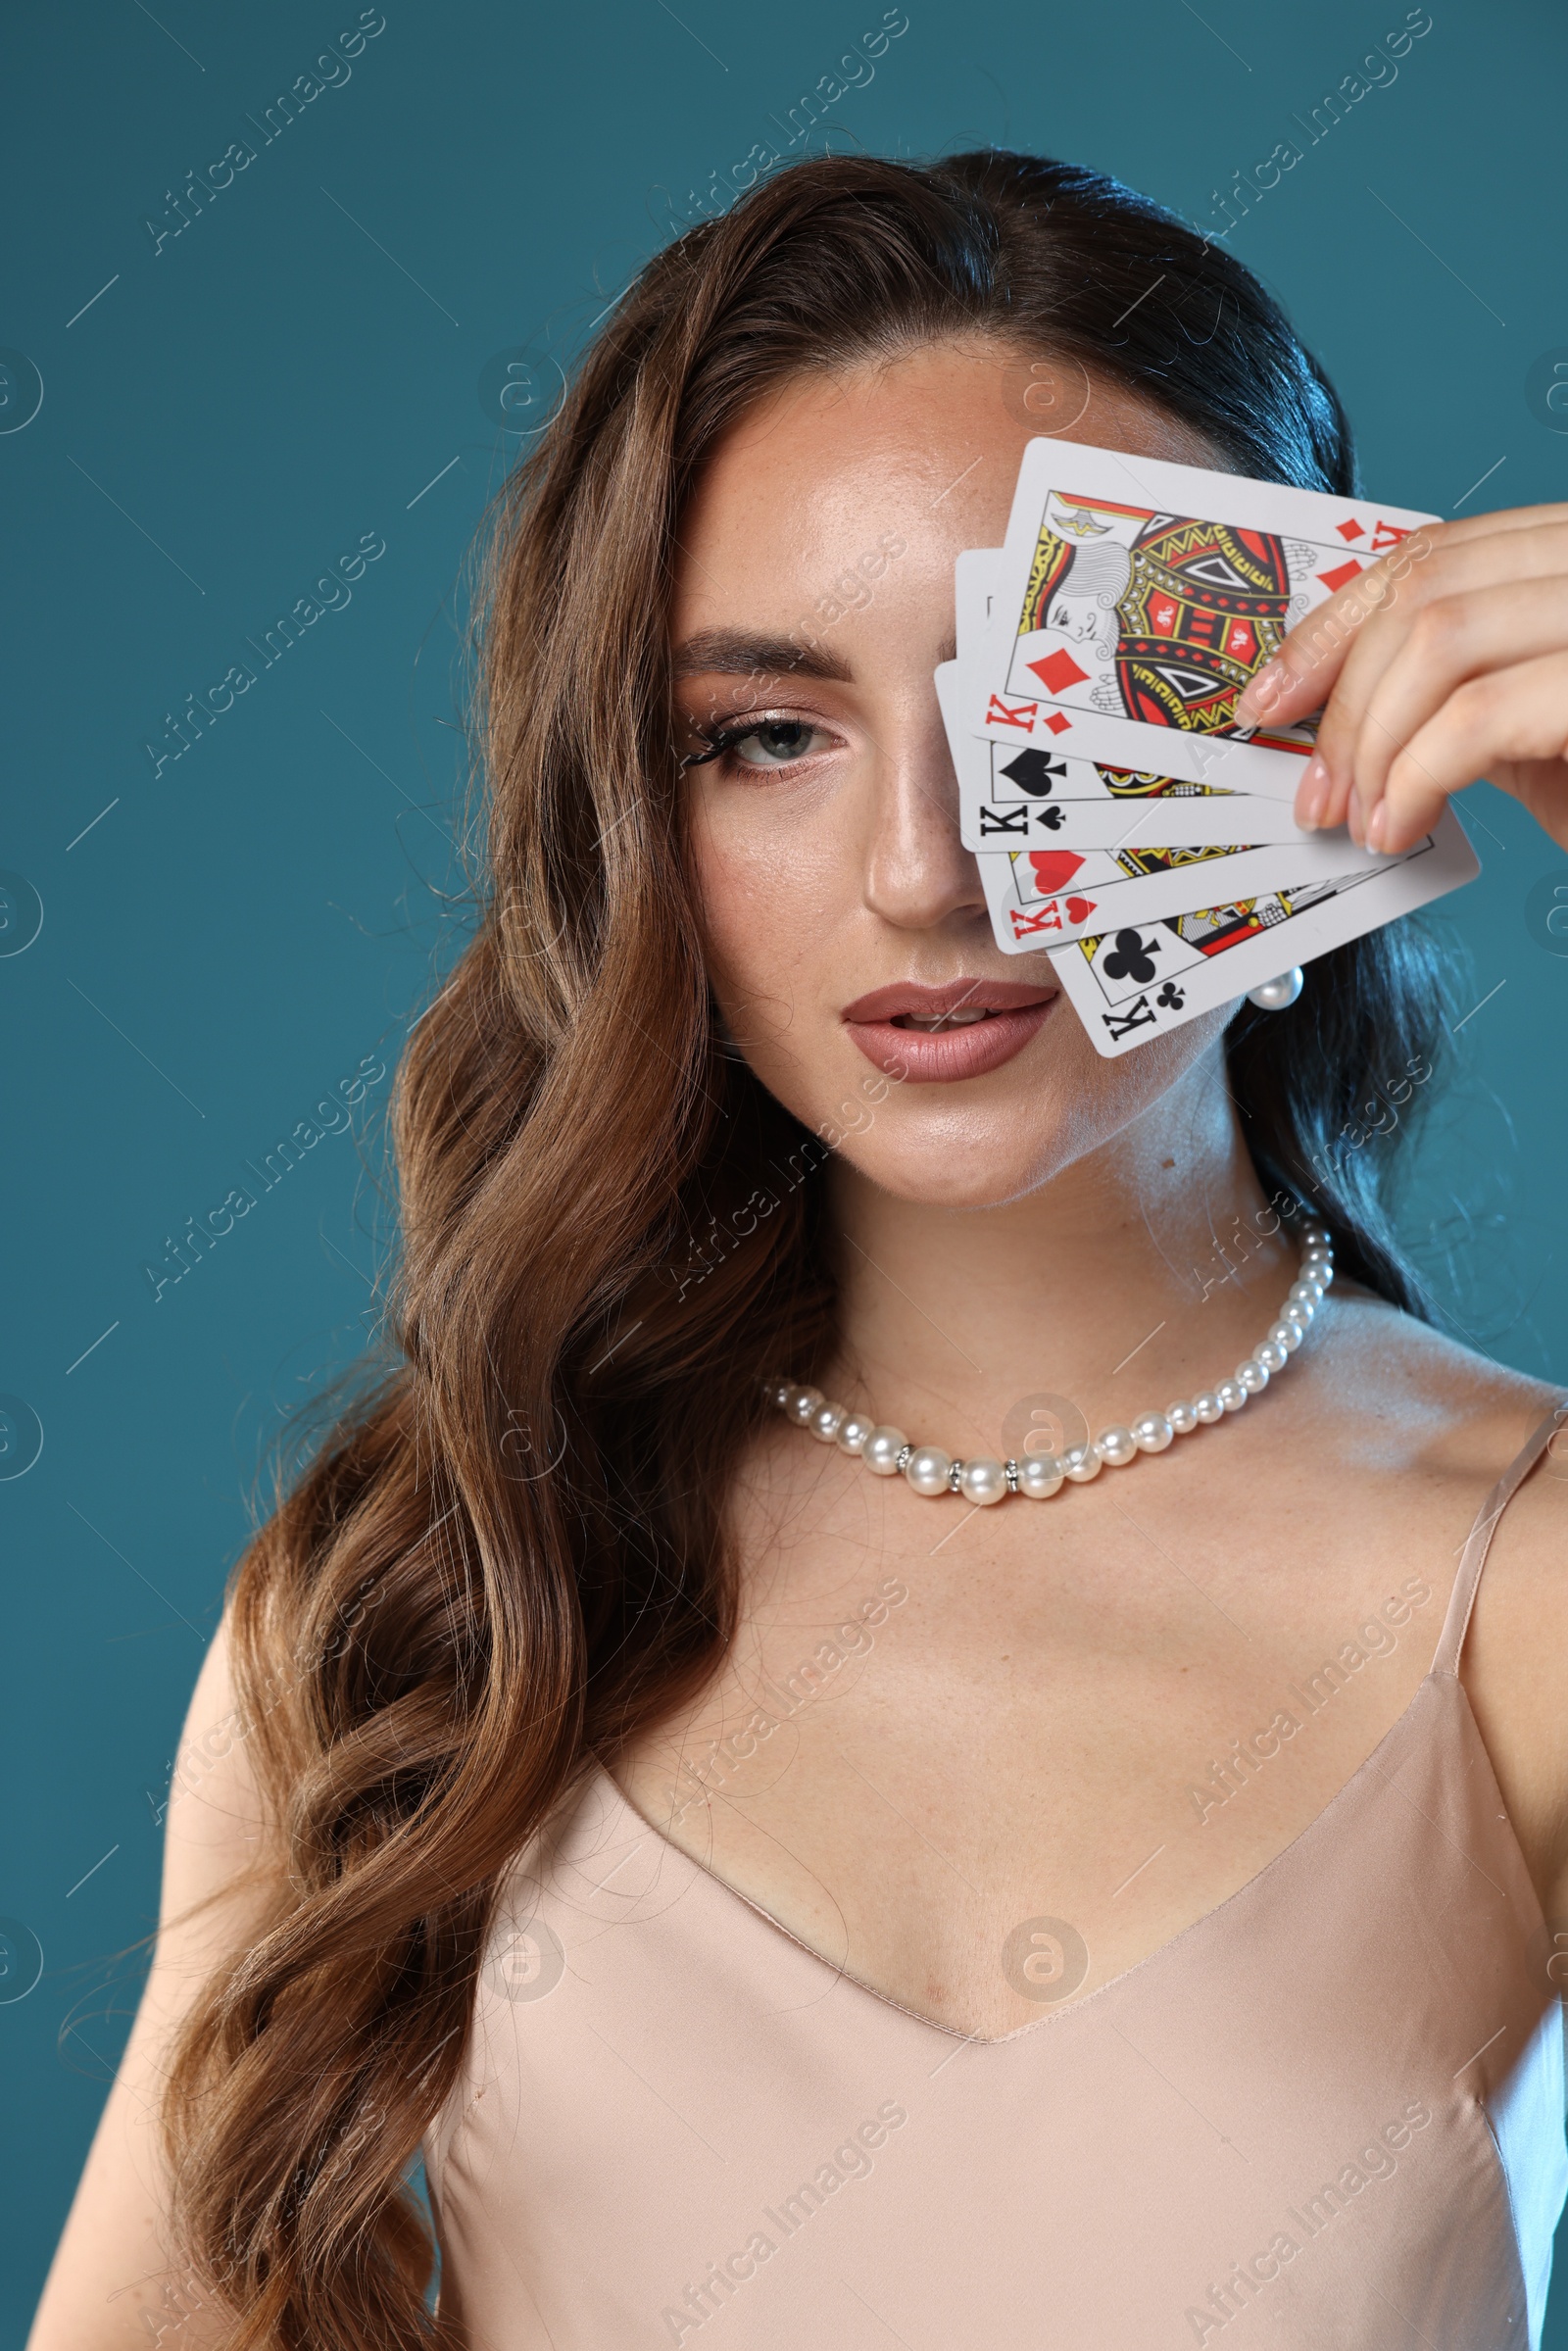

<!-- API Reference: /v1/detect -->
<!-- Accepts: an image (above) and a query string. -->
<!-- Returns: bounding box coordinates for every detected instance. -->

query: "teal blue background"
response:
[4,0,1567,2337]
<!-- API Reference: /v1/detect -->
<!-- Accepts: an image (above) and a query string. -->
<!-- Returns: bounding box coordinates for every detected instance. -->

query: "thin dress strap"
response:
[1433,1398,1568,1677]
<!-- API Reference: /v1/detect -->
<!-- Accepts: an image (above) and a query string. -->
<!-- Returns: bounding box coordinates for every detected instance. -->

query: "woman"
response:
[29,150,1568,2350]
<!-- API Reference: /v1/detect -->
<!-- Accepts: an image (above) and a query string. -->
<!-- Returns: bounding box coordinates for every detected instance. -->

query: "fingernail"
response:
[1238,660,1283,720]
[1365,799,1389,853]
[1296,753,1331,830]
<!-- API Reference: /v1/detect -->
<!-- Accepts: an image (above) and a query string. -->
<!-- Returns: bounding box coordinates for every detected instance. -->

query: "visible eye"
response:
[683,714,835,775]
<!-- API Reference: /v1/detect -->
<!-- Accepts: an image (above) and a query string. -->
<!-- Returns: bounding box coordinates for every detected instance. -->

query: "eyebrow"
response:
[670,628,855,685]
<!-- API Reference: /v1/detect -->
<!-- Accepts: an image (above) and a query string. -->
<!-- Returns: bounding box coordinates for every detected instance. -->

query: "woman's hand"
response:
[1233,502,1568,855]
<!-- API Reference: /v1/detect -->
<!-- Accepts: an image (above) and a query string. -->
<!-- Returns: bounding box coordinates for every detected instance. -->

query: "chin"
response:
[831,1111,1083,1211]
[799,1012,1230,1210]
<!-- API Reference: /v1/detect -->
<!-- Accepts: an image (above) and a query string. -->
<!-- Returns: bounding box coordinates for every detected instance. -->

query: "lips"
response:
[842,977,1058,1084]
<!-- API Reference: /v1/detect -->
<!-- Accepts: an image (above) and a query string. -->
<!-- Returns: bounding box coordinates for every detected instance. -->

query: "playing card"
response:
[942,556,1328,853]
[983,442,1436,794]
[936,663,1328,855]
[978,835,1379,952]
[1042,807,1479,1058]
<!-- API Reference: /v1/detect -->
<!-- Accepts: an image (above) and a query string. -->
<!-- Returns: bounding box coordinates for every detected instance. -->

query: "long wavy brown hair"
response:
[162,148,1446,2345]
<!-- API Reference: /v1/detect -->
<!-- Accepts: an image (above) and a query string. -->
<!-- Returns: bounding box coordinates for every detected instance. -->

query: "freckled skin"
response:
[671,341,1232,1211]
[613,341,1568,2040]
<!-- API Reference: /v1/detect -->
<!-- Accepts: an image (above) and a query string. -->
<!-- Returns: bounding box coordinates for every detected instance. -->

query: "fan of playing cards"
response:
[937,441,1479,1056]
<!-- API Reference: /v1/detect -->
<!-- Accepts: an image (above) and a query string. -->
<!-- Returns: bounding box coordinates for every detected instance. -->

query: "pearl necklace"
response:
[768,1223,1334,1505]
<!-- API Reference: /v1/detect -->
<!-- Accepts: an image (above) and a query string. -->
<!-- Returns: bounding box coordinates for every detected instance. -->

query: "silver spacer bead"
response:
[768,1226,1330,1506]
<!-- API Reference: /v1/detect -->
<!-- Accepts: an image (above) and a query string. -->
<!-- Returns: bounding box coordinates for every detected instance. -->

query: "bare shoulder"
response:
[1320,1285,1565,1609]
[1317,1287,1568,1899]
[27,1613,279,2349]
[1308,1282,1562,1489]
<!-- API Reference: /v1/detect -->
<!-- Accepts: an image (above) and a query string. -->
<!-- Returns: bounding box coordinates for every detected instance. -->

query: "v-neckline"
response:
[591,1667,1525,2048]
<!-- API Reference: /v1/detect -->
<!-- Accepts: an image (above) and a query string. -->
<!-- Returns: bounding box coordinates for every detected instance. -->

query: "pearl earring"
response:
[1247,966,1304,1011]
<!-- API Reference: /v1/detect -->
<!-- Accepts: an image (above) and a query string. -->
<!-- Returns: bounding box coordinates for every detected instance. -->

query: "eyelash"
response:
[681,711,835,777]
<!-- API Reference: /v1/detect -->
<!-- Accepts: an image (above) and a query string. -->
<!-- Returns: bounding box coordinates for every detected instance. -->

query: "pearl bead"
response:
[770,1227,1331,1505]
[1246,965,1303,1011]
[905,1444,953,1497]
[862,1426,907,1476]
[959,1457,1009,1506]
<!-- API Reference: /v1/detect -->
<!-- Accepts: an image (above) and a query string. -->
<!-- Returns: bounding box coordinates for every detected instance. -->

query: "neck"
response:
[822,1052,1299,1461]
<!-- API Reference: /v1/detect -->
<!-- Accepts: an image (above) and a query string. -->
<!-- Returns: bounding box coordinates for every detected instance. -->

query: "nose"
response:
[861,695,989,935]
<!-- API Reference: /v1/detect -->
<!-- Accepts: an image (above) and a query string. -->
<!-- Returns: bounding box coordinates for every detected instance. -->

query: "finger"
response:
[1295,522,1568,831]
[1409,498,1568,547]
[1367,649,1568,854]
[1347,573,1568,828]
[1238,509,1568,733]
[1234,527,1443,729]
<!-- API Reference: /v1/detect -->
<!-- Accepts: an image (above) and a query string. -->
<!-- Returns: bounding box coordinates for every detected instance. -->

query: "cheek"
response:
[686,791,846,1038]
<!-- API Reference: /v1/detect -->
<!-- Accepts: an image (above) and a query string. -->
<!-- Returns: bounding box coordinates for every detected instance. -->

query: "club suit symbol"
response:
[1102,929,1162,985]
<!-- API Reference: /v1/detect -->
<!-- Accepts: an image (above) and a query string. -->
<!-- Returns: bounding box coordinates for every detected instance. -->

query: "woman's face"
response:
[671,341,1231,1209]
